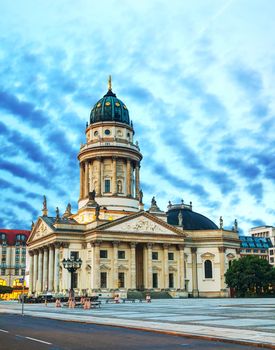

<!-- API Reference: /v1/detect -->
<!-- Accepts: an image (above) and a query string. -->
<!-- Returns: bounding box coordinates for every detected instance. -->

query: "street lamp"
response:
[62,256,82,299]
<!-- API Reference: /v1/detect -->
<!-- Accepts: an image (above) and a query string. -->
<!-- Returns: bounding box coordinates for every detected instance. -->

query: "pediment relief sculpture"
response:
[169,266,177,272]
[200,252,215,259]
[118,264,128,271]
[107,217,173,235]
[226,253,235,260]
[100,264,111,270]
[152,266,162,271]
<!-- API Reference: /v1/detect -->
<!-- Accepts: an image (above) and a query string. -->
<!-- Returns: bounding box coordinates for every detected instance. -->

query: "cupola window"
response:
[94,131,99,137]
[104,129,111,135]
[104,179,111,193]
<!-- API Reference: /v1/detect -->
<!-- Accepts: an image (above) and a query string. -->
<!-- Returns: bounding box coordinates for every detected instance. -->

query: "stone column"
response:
[33,251,38,293]
[54,243,60,293]
[135,163,140,199]
[163,244,169,288]
[219,247,226,291]
[191,247,198,297]
[43,247,48,291]
[84,161,89,198]
[178,245,185,289]
[79,162,84,199]
[97,157,101,195]
[112,241,119,289]
[130,242,136,289]
[28,251,33,294]
[147,243,153,289]
[92,242,100,289]
[112,157,117,195]
[48,245,54,292]
[126,159,131,197]
[37,249,43,293]
[89,160,93,192]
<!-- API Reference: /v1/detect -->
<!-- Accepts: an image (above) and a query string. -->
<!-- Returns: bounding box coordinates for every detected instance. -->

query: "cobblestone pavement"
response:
[1,298,275,348]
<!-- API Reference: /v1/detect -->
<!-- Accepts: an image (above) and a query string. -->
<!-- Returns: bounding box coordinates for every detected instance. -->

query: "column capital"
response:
[38,247,44,253]
[130,242,137,248]
[218,246,226,253]
[91,240,101,247]
[61,242,69,248]
[29,250,34,257]
[178,244,185,251]
[163,243,170,249]
[54,242,62,249]
[82,243,87,249]
[191,247,197,253]
[147,242,153,249]
[112,241,120,247]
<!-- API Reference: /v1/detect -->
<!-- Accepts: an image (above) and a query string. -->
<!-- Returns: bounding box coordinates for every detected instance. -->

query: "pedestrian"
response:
[146,294,151,303]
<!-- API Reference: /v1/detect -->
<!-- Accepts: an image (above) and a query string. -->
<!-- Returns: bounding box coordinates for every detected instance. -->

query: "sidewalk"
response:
[0,299,274,348]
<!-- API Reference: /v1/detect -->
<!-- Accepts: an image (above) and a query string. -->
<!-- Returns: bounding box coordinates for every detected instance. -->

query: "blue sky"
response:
[0,0,275,233]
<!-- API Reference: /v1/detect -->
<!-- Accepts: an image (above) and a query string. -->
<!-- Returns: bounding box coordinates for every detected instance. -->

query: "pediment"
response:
[201,252,215,259]
[28,218,54,243]
[226,253,235,259]
[103,213,182,236]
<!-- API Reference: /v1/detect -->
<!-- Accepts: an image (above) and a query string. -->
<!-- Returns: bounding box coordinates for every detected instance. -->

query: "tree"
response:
[225,256,275,297]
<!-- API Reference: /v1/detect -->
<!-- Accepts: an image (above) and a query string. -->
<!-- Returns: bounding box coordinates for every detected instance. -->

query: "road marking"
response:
[25,336,52,345]
[0,329,9,333]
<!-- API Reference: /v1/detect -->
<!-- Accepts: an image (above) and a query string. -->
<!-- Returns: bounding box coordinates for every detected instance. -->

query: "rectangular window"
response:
[15,269,19,275]
[118,250,125,259]
[100,272,107,288]
[118,272,125,288]
[1,269,5,275]
[168,252,174,260]
[152,252,158,260]
[270,250,274,255]
[100,250,108,259]
[70,251,79,260]
[270,257,274,263]
[253,249,258,253]
[104,179,111,193]
[21,269,25,276]
[72,272,78,289]
[169,273,174,288]
[246,249,251,253]
[152,273,158,288]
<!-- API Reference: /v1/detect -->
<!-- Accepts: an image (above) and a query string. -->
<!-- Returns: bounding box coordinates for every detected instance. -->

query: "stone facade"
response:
[27,80,240,298]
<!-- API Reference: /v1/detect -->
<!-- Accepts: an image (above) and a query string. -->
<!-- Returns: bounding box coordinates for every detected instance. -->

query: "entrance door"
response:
[136,244,144,290]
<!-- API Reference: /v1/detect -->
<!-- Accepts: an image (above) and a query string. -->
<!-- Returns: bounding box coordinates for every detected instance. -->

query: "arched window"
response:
[204,260,213,279]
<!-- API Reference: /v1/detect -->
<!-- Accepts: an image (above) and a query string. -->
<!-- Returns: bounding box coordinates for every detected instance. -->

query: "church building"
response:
[27,78,240,298]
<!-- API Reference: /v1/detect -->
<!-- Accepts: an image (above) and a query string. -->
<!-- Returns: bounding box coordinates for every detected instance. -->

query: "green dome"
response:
[90,89,130,126]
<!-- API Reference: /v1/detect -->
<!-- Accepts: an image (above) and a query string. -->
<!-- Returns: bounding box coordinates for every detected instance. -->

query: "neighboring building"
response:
[0,229,30,299]
[249,226,275,266]
[27,79,240,298]
[239,235,272,261]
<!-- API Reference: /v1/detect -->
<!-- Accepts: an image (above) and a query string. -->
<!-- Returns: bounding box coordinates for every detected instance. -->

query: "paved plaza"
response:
[0,298,274,348]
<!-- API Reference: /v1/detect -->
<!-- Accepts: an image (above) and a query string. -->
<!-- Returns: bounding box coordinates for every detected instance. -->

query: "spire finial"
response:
[108,75,112,91]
